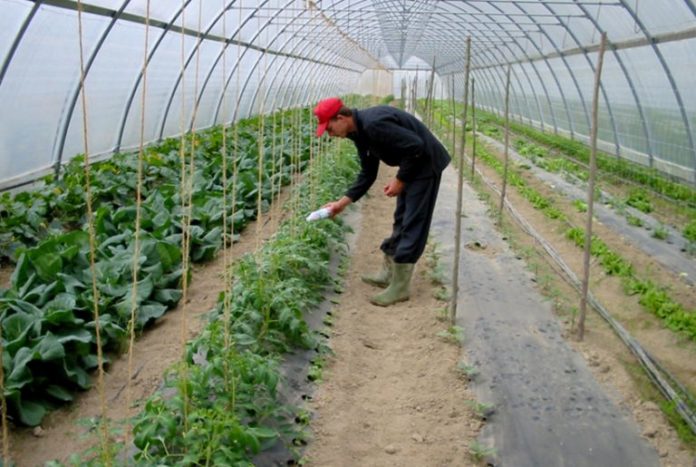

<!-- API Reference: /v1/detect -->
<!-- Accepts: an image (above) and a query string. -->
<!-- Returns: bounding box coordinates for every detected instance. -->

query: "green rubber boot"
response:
[370,262,414,307]
[361,254,393,288]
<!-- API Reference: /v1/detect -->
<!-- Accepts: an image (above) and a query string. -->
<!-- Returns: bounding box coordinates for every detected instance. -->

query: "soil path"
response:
[305,167,480,466]
[431,166,659,466]
[10,192,292,466]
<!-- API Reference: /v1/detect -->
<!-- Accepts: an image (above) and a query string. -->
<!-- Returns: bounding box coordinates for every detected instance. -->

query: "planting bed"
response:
[449,111,693,459]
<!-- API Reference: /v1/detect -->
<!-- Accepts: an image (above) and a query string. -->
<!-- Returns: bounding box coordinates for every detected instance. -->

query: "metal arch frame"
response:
[509,61,546,129]
[427,1,563,134]
[431,8,573,136]
[274,56,358,107]
[461,65,507,128]
[478,1,586,139]
[421,40,545,131]
[51,0,133,178]
[510,64,537,127]
[114,0,193,152]
[209,0,367,128]
[479,66,509,120]
[156,0,271,141]
[243,4,366,119]
[197,3,373,131]
[212,0,316,127]
[684,0,696,17]
[0,2,41,88]
[573,0,654,165]
[231,4,360,122]
[297,64,341,109]
[617,0,696,172]
[540,3,620,156]
[468,68,499,118]
[190,0,289,130]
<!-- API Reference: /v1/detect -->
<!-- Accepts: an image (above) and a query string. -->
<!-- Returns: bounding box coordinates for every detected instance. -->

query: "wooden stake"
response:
[450,74,456,156]
[471,78,477,179]
[427,58,436,127]
[450,36,471,325]
[498,65,511,223]
[578,32,607,341]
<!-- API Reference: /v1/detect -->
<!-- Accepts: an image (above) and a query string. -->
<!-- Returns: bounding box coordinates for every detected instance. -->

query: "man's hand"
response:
[383,178,405,197]
[323,196,352,218]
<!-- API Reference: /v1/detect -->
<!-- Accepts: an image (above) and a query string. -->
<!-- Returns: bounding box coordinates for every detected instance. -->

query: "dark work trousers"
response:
[380,173,442,264]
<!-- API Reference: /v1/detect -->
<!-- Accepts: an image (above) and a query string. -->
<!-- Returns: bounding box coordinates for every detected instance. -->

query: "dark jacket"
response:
[345,106,451,202]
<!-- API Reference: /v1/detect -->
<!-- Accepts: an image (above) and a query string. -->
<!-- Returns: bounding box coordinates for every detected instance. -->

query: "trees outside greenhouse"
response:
[0,0,694,465]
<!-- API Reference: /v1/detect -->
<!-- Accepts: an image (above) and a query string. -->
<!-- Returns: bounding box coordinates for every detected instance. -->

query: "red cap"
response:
[313,97,344,136]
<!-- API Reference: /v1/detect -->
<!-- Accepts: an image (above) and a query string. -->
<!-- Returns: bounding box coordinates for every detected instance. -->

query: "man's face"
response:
[325,114,352,138]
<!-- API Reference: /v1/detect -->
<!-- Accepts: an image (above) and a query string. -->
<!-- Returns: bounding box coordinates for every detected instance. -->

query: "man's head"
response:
[314,97,354,138]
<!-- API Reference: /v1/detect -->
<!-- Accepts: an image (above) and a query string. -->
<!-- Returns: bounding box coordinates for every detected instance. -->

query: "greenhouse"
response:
[0,0,694,465]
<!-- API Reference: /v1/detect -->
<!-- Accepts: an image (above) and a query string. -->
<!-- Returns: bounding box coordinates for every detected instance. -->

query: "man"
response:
[314,97,451,307]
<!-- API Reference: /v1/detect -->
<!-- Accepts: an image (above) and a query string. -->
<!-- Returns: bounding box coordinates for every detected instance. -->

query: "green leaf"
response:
[36,333,65,360]
[63,358,91,389]
[2,311,37,353]
[16,398,46,426]
[10,254,30,286]
[46,293,77,312]
[55,328,93,345]
[246,426,277,440]
[29,251,62,282]
[137,302,168,327]
[46,384,74,402]
[155,241,181,271]
[8,347,35,387]
[153,288,182,307]
[21,281,58,305]
[57,273,85,295]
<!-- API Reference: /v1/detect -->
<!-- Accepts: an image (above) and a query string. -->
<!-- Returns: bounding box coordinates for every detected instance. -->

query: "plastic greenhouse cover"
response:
[0,0,695,187]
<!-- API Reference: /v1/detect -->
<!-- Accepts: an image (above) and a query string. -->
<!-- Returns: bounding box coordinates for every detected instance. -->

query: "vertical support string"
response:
[125,0,150,456]
[0,325,8,464]
[220,0,235,403]
[75,0,109,463]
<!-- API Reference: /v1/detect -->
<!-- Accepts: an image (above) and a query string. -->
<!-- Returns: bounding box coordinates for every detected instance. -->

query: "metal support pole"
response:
[450,36,471,326]
[578,33,607,341]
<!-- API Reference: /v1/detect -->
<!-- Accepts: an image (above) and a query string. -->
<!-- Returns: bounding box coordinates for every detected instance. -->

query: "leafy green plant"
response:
[683,219,696,243]
[127,135,359,464]
[652,224,669,240]
[0,108,318,427]
[456,361,479,381]
[572,199,588,213]
[626,215,643,227]
[567,228,696,340]
[469,441,497,463]
[437,325,464,344]
[468,400,495,421]
[476,109,696,209]
[626,189,653,214]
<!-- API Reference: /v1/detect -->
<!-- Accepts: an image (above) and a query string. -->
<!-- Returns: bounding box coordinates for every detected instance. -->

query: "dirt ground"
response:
[8,192,292,466]
[468,138,695,466]
[304,167,480,466]
[0,263,11,288]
